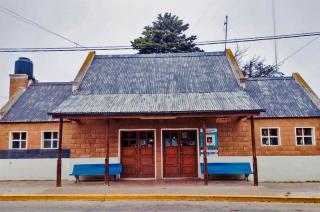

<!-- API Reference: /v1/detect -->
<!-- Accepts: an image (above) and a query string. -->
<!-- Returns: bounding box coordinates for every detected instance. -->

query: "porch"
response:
[53,113,259,187]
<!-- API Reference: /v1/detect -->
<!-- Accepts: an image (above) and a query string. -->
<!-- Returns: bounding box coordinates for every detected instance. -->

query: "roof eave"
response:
[49,109,265,119]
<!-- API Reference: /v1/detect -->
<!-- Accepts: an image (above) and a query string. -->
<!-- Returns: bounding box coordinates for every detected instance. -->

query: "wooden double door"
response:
[120,131,155,178]
[163,130,198,177]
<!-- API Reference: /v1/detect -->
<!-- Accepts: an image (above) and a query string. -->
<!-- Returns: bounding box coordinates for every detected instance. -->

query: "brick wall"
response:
[1,118,319,156]
[0,117,319,178]
[0,122,60,150]
[254,118,320,155]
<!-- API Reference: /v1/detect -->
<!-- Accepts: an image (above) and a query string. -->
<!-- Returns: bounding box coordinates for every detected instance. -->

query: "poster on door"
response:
[200,127,218,157]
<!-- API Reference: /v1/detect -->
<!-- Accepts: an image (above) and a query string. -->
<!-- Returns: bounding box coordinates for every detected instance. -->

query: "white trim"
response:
[160,128,199,179]
[260,127,281,146]
[163,177,198,180]
[9,131,28,150]
[40,130,59,149]
[118,129,157,179]
[294,127,316,146]
[119,178,156,181]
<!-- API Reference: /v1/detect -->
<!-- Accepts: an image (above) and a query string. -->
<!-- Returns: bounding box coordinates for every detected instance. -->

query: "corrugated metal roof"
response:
[76,52,241,94]
[0,82,72,122]
[50,52,264,115]
[50,91,262,115]
[246,77,320,117]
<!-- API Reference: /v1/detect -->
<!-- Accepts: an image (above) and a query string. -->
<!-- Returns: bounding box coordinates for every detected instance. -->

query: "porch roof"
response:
[49,91,263,116]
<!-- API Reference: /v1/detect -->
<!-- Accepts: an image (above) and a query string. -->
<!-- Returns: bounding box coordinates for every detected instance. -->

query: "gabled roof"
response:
[51,51,263,116]
[0,82,72,122]
[76,52,241,94]
[246,77,320,118]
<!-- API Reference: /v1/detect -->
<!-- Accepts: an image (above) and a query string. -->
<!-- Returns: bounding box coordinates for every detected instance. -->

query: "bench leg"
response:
[75,176,80,183]
[244,174,249,181]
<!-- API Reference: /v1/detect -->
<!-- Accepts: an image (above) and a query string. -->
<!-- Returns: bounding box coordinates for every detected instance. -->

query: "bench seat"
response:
[70,163,122,182]
[200,162,252,181]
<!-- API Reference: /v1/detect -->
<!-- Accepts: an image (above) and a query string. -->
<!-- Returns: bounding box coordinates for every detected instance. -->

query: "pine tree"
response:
[131,13,203,54]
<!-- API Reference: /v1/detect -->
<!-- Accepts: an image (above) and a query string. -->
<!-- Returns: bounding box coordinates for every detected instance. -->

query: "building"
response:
[0,50,319,184]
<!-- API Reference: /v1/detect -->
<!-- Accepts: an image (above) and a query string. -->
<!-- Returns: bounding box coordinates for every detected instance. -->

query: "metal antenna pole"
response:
[272,0,279,70]
[224,15,228,51]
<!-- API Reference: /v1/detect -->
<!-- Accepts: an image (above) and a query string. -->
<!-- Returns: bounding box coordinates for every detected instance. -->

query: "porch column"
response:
[56,118,63,187]
[202,121,208,185]
[250,115,258,186]
[105,119,110,186]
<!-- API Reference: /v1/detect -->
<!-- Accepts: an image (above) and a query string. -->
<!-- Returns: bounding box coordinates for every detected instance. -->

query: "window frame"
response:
[294,127,316,146]
[41,131,59,149]
[260,127,281,146]
[9,131,28,150]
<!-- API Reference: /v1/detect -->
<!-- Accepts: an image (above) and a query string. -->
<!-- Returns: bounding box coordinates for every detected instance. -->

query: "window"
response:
[10,132,27,149]
[42,131,59,149]
[295,127,315,146]
[121,131,137,147]
[261,128,280,146]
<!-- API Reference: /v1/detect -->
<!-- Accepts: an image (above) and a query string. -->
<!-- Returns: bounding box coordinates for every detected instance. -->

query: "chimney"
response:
[9,57,34,99]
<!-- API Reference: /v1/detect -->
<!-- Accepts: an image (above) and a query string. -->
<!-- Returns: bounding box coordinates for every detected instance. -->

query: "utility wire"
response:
[279,35,320,65]
[0,31,320,53]
[0,6,83,47]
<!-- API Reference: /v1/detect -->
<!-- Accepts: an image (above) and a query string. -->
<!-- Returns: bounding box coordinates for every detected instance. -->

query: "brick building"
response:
[0,50,319,183]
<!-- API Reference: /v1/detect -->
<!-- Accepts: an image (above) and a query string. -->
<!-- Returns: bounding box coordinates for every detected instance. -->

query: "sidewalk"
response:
[0,179,319,198]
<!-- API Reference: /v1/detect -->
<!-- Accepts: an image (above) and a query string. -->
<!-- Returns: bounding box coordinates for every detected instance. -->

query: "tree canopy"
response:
[234,46,284,78]
[131,12,203,54]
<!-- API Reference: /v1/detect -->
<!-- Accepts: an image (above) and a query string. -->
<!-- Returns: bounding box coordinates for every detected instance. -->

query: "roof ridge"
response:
[30,82,72,86]
[94,51,225,59]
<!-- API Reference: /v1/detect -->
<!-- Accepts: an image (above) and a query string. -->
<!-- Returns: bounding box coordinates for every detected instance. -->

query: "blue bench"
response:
[200,162,253,181]
[70,163,122,183]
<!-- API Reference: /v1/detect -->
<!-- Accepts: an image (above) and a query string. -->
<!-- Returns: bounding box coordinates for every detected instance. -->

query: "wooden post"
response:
[250,116,258,186]
[202,121,208,185]
[105,119,110,186]
[56,118,63,187]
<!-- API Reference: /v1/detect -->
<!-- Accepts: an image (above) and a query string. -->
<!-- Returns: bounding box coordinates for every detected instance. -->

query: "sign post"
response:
[200,125,219,186]
[202,122,208,185]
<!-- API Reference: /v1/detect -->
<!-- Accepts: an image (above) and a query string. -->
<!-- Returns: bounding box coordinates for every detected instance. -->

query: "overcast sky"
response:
[0,0,319,107]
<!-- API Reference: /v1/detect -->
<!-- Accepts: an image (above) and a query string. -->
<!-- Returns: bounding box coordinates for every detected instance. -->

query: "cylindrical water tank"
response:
[14,57,33,79]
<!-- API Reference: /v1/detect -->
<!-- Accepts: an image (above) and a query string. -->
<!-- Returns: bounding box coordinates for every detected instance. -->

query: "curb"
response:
[0,194,320,203]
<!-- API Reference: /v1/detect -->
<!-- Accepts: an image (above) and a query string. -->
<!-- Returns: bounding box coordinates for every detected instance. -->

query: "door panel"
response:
[121,131,155,178]
[120,132,138,178]
[138,131,155,177]
[163,130,197,178]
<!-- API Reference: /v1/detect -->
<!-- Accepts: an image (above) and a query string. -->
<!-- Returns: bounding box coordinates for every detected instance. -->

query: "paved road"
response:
[0,201,319,212]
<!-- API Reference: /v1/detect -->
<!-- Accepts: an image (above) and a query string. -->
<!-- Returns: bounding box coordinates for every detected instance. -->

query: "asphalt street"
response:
[0,201,319,212]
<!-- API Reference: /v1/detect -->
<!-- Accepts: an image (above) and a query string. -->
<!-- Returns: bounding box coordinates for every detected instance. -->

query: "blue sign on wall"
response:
[200,127,218,156]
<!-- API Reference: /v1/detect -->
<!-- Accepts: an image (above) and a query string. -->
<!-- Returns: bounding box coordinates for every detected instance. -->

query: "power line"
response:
[279,35,320,65]
[0,31,320,53]
[0,6,83,47]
